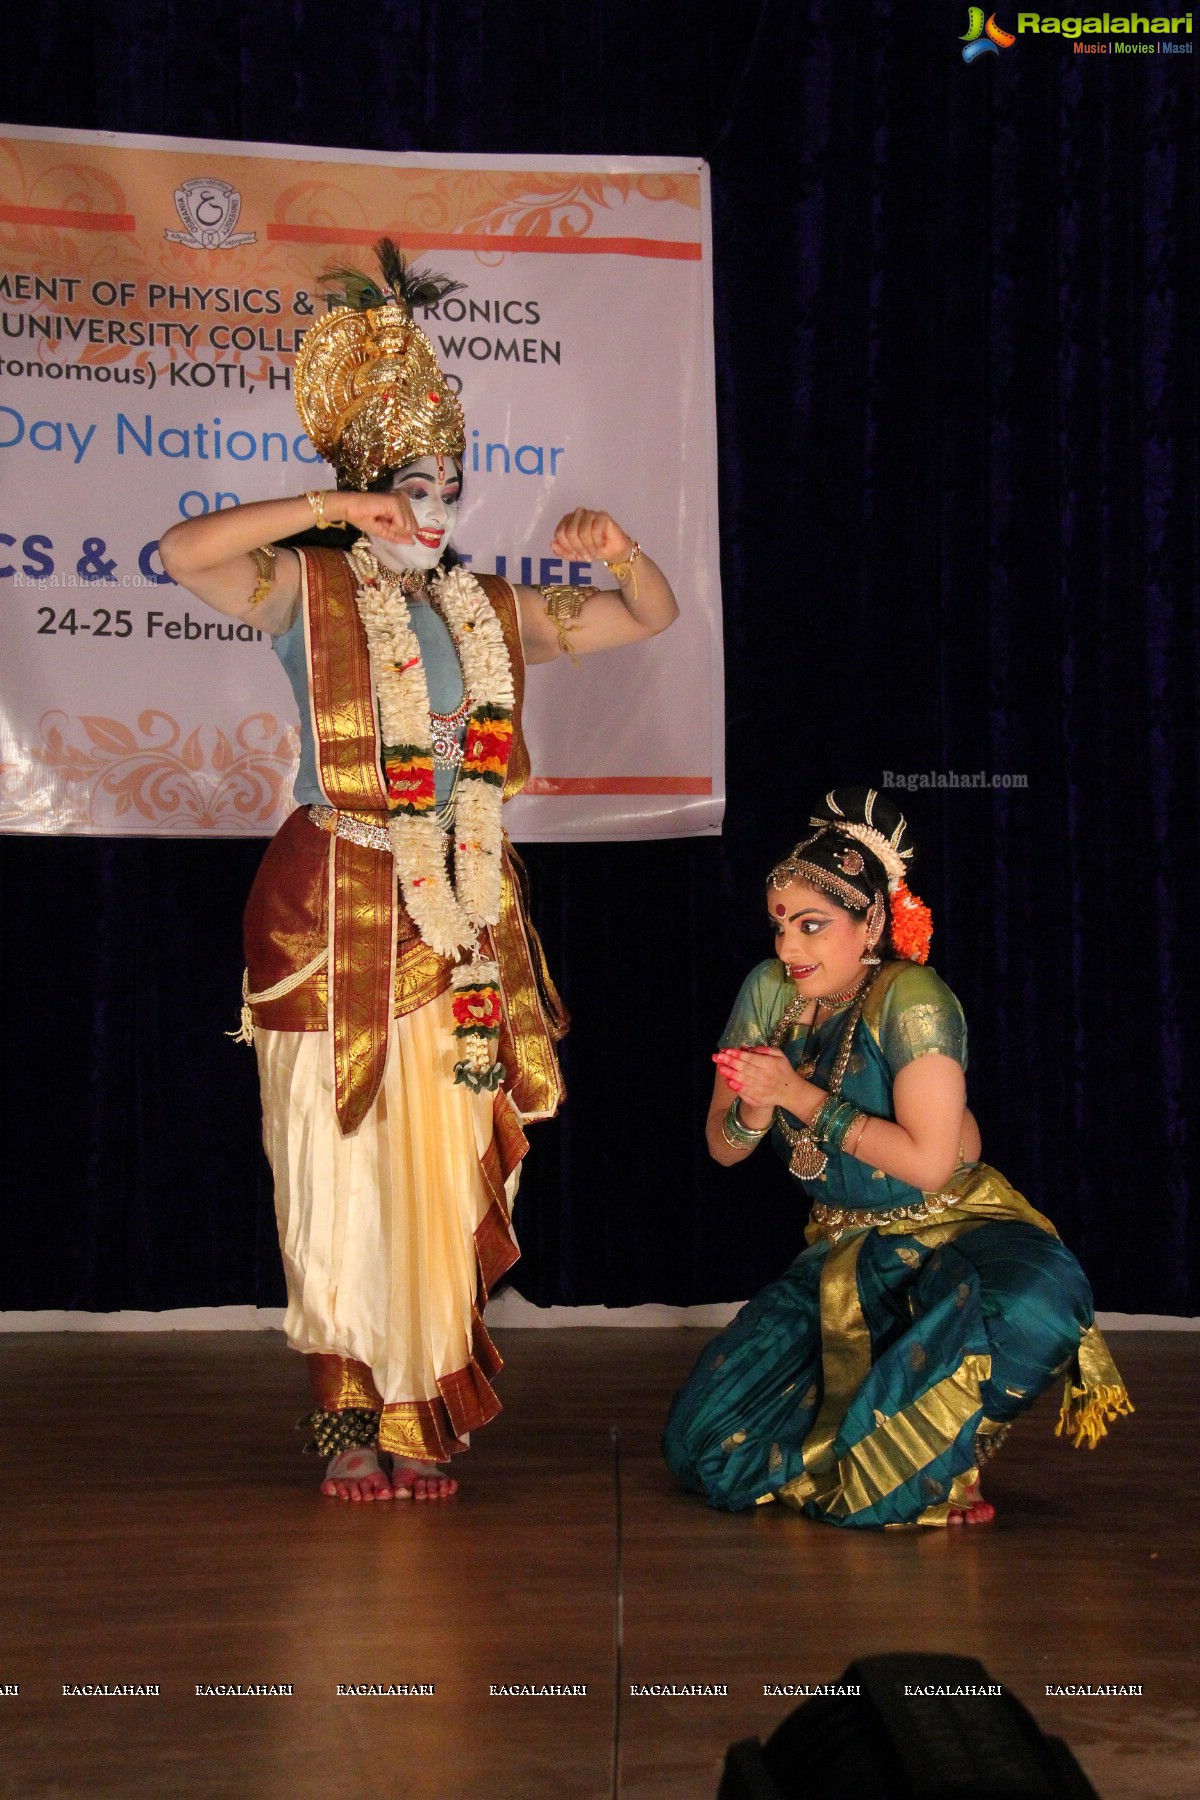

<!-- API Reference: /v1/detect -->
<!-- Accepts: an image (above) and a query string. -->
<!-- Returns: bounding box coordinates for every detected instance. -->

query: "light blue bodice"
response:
[273,596,466,809]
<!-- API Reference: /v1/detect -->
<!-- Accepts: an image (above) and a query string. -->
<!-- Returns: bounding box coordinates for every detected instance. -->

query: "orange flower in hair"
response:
[890,881,933,964]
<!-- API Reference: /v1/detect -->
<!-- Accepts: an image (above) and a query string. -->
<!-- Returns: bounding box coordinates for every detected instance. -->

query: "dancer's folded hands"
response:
[713,1046,804,1114]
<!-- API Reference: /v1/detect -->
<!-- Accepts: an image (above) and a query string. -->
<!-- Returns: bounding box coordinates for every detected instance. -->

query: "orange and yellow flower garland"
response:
[450,965,505,1090]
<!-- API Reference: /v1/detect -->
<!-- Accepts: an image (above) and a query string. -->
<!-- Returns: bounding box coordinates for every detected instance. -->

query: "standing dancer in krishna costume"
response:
[160,244,678,1501]
[664,788,1130,1528]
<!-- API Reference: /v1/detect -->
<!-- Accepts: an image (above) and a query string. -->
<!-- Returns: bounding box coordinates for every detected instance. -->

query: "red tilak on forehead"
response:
[436,454,445,482]
[774,903,787,915]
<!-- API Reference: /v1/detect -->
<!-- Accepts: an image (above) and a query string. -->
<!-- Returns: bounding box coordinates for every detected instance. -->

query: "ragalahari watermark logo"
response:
[961,8,1017,59]
[963,11,1195,55]
[164,179,257,251]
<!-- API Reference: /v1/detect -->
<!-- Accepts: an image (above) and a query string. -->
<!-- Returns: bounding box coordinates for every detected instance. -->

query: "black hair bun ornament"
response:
[809,786,932,964]
[809,786,914,889]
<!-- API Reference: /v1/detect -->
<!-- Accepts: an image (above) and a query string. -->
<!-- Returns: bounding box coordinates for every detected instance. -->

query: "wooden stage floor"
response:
[0,1327,1195,1799]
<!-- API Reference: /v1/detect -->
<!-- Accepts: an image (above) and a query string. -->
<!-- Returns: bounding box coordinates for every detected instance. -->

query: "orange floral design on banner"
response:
[0,710,298,832]
[455,173,698,238]
[270,169,699,247]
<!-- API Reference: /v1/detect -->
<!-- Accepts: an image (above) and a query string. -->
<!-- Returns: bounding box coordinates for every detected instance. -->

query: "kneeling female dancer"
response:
[664,787,1129,1528]
[160,244,677,1501]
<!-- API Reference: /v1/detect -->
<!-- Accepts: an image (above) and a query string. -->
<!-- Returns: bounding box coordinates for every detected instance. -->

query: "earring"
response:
[860,891,885,965]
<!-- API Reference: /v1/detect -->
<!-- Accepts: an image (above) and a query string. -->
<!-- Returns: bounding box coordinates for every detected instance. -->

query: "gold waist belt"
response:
[309,803,392,854]
[810,1190,963,1243]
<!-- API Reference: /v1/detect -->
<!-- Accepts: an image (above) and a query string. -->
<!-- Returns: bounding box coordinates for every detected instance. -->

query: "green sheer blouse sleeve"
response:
[718,960,794,1048]
[877,964,969,1074]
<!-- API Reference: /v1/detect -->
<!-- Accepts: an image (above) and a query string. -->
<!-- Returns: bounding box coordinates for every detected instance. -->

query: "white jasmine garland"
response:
[390,814,472,957]
[452,778,504,922]
[347,539,512,961]
[437,564,515,710]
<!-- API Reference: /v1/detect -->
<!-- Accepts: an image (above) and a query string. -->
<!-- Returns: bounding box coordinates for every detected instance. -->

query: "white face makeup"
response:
[371,455,462,575]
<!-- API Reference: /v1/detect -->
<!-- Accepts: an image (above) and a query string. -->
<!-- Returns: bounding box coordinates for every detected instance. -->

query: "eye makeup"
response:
[767,907,831,933]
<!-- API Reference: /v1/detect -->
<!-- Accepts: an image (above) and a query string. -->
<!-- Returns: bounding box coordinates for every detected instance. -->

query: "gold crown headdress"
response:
[294,239,466,490]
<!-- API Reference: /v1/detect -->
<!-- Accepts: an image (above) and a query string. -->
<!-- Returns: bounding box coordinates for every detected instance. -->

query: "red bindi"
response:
[774,904,786,915]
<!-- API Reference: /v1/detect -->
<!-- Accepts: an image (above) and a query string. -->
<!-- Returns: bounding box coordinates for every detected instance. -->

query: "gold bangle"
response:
[306,489,336,529]
[247,544,276,606]
[845,1112,870,1157]
[603,539,641,598]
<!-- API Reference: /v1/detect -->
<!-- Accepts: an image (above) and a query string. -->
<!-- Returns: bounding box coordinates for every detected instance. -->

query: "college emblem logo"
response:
[164,178,257,250]
[961,8,1016,60]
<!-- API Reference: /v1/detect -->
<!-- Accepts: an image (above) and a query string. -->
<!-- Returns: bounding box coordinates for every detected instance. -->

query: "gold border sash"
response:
[330,831,398,1133]
[491,842,568,1120]
[475,573,531,800]
[302,549,391,814]
[303,549,396,1133]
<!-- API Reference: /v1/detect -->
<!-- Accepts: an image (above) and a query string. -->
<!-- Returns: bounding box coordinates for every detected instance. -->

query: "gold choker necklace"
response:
[375,562,429,598]
[814,977,869,1011]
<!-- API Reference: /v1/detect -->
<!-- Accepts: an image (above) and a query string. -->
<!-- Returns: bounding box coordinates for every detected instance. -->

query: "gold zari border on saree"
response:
[800,1233,872,1475]
[804,1162,1061,1250]
[307,1353,384,1414]
[778,1351,992,1526]
[1056,1320,1135,1448]
[773,1160,1131,1525]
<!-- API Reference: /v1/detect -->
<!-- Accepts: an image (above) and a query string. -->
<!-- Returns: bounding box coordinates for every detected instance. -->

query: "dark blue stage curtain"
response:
[1,2,1196,1313]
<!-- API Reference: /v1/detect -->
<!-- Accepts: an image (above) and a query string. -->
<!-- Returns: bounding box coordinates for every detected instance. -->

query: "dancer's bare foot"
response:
[321,1448,394,1502]
[389,1457,458,1500]
[947,1482,995,1525]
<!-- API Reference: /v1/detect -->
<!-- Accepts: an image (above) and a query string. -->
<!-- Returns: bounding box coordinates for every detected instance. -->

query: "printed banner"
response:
[0,128,724,839]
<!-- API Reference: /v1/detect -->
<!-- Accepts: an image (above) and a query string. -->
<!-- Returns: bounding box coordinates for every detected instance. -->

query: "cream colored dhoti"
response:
[256,988,521,1460]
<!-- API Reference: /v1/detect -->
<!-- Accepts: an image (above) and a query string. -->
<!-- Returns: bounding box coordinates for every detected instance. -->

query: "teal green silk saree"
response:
[663,960,1131,1528]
